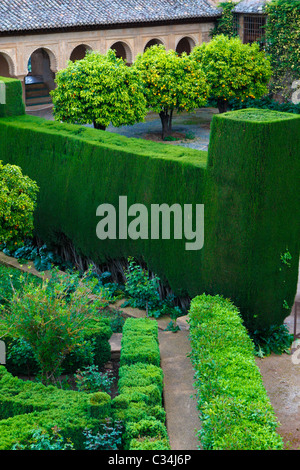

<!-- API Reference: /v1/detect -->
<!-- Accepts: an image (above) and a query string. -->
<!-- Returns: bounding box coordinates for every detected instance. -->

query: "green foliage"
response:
[210,1,239,38]
[191,35,272,112]
[13,427,75,450]
[229,94,300,113]
[0,365,111,450]
[123,258,183,319]
[75,365,114,394]
[83,418,123,450]
[0,77,25,118]
[0,161,39,249]
[0,268,109,383]
[203,108,300,329]
[112,317,170,450]
[249,324,294,357]
[0,81,299,329]
[51,49,147,129]
[133,44,209,138]
[188,294,284,450]
[265,0,300,100]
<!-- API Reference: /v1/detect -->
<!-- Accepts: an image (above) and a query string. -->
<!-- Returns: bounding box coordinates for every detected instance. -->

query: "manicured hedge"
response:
[0,366,111,449]
[188,294,284,450]
[0,77,25,118]
[203,108,300,329]
[0,77,299,329]
[112,318,170,450]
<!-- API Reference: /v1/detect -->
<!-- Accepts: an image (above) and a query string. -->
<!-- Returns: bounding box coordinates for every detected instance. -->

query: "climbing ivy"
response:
[210,1,239,38]
[265,0,300,100]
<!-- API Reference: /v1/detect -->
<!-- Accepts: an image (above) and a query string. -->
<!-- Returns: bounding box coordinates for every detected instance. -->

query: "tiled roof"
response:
[233,0,267,13]
[0,0,220,33]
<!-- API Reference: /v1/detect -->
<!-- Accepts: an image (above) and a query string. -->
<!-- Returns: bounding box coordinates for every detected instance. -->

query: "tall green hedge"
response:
[0,77,25,118]
[0,77,299,329]
[202,108,300,328]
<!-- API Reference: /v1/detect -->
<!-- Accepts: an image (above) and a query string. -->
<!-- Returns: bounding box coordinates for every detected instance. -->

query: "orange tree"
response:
[132,45,210,139]
[191,35,272,113]
[0,161,39,250]
[51,49,147,130]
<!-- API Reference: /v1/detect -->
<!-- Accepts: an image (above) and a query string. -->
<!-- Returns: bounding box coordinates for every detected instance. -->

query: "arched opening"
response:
[144,39,164,51]
[176,37,196,55]
[70,44,92,62]
[25,48,56,108]
[0,52,13,77]
[110,41,132,65]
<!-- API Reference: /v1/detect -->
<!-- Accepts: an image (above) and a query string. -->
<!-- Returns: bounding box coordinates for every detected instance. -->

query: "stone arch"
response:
[70,44,93,62]
[175,36,196,55]
[27,46,58,74]
[0,51,15,77]
[109,41,133,64]
[143,38,165,51]
[27,47,58,92]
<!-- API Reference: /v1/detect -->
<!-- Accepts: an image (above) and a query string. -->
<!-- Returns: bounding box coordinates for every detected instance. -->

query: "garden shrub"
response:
[112,318,170,450]
[0,160,39,250]
[0,265,113,377]
[0,77,299,330]
[188,294,284,450]
[0,366,111,449]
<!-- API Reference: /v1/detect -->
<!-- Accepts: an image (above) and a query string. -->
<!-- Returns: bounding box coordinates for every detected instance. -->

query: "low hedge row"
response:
[112,318,170,450]
[0,366,111,449]
[188,294,284,450]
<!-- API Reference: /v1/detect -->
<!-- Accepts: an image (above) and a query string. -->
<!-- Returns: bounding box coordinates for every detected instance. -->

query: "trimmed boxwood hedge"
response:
[0,77,299,329]
[188,294,284,450]
[112,318,170,450]
[0,366,111,449]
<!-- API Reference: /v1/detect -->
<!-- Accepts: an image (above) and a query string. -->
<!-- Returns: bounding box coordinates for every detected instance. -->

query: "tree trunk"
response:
[93,121,106,130]
[159,110,173,140]
[217,99,229,114]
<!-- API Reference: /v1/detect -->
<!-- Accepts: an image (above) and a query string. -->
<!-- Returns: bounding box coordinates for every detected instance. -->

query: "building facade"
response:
[0,0,268,108]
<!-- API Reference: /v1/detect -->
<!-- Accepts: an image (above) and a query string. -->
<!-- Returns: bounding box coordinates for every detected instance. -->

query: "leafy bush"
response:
[75,365,115,394]
[13,427,75,450]
[249,324,294,357]
[188,294,284,450]
[83,418,123,450]
[0,161,39,250]
[51,49,147,130]
[191,35,272,113]
[123,258,183,319]
[0,268,110,383]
